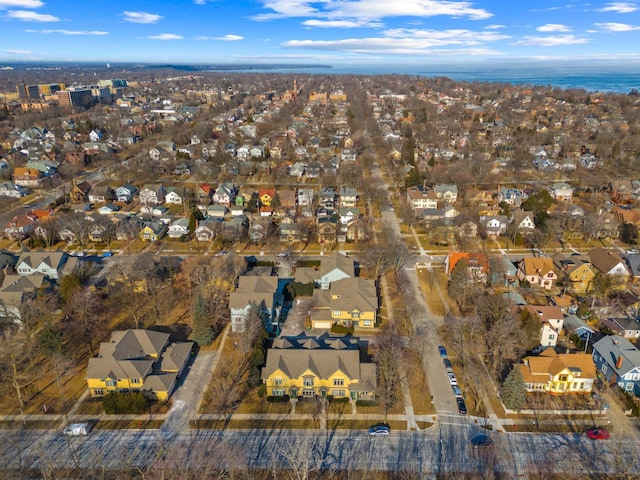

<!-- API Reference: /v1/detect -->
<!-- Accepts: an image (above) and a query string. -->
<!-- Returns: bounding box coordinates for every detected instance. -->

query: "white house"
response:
[167,218,190,239]
[15,251,71,281]
[525,305,564,348]
[548,182,574,202]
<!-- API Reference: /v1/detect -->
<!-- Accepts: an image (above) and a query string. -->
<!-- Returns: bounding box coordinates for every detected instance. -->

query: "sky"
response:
[1,0,640,66]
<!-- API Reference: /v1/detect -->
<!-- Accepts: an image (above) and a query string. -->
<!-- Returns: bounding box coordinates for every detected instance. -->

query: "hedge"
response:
[356,399,378,407]
[266,395,290,403]
[102,391,149,414]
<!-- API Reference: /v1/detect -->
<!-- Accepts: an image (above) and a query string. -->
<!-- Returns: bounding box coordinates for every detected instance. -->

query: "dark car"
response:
[471,434,492,448]
[438,346,448,358]
[443,359,453,372]
[586,428,610,440]
[451,385,463,397]
[368,423,391,436]
[456,398,467,415]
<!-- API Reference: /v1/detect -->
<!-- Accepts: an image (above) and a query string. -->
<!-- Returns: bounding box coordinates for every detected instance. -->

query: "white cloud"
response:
[282,28,507,55]
[4,48,34,54]
[123,11,163,24]
[302,19,383,28]
[485,24,506,29]
[148,33,183,40]
[26,29,108,35]
[596,2,638,13]
[7,10,58,21]
[595,22,640,31]
[197,34,244,41]
[252,0,493,23]
[536,24,570,32]
[512,34,588,47]
[0,1,43,8]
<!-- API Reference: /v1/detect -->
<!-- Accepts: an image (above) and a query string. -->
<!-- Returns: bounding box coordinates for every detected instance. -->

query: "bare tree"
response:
[375,323,406,421]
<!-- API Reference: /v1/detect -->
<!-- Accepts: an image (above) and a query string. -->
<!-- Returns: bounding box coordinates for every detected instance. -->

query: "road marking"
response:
[438,421,472,427]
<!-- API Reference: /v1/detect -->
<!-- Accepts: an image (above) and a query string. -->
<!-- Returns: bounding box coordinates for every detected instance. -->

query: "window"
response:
[303,389,315,397]
[351,312,360,319]
[332,390,345,397]
[626,383,634,391]
[304,378,314,387]
[633,374,640,381]
[332,310,342,317]
[559,375,567,382]
[333,378,344,386]
[105,379,116,387]
[131,378,141,385]
[602,365,608,374]
[549,334,555,340]
[93,389,104,396]
[363,320,372,326]
[273,377,283,385]
[272,389,286,396]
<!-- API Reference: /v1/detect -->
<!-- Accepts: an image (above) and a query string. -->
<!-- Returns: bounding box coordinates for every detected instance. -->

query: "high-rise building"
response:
[57,87,94,112]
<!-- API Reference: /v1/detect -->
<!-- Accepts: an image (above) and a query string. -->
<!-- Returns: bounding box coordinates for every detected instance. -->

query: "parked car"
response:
[626,249,638,255]
[456,398,467,415]
[277,252,288,257]
[368,423,391,436]
[471,434,492,448]
[586,428,610,440]
[447,372,458,386]
[443,359,453,372]
[63,423,91,436]
[438,346,448,358]
[451,385,463,397]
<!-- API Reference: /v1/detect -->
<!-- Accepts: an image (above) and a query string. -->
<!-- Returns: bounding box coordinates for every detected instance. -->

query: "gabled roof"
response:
[329,277,377,313]
[593,335,640,376]
[520,257,555,276]
[589,248,627,275]
[520,349,596,384]
[318,252,355,278]
[17,251,66,271]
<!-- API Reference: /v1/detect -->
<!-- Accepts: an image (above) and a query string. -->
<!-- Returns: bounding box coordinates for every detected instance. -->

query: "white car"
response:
[276,252,288,257]
[63,423,91,436]
[447,373,458,386]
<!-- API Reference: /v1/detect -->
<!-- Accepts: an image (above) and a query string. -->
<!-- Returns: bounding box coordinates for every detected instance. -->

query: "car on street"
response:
[451,385,463,397]
[63,423,91,436]
[456,398,467,415]
[276,252,288,257]
[471,434,492,448]
[368,423,391,436]
[586,428,610,440]
[626,249,638,255]
[443,359,453,372]
[438,346,448,358]
[447,372,458,385]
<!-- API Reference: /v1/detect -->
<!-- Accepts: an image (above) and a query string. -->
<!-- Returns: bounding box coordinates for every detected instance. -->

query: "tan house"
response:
[552,253,596,294]
[517,257,557,290]
[262,334,376,400]
[311,277,378,329]
[86,329,193,401]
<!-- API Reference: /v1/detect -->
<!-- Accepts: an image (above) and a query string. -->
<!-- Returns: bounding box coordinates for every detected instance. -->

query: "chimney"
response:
[616,355,624,370]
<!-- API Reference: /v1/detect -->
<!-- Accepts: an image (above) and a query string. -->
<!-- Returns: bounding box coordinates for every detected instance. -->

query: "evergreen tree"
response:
[502,366,527,411]
[192,294,214,346]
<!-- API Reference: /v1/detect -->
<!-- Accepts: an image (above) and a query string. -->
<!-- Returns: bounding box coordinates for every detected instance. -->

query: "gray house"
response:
[592,335,640,396]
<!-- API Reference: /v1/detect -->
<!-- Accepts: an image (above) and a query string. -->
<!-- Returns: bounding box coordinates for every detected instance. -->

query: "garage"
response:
[313,321,332,329]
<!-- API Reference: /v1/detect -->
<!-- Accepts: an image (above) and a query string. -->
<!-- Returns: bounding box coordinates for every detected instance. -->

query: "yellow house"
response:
[519,348,596,395]
[262,335,376,400]
[553,253,595,294]
[86,329,193,401]
[258,188,276,207]
[311,277,378,329]
[139,222,166,242]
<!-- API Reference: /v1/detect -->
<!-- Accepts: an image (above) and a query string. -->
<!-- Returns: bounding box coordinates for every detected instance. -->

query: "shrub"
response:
[331,324,354,335]
[102,391,149,414]
[257,384,267,398]
[266,395,290,403]
[356,399,378,407]
[330,397,350,404]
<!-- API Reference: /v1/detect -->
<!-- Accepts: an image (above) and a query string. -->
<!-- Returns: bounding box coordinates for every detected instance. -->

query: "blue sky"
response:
[1,0,640,65]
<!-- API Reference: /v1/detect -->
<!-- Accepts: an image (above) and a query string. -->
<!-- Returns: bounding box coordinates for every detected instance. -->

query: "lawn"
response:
[406,348,435,416]
[95,419,165,430]
[190,418,320,430]
[415,267,449,317]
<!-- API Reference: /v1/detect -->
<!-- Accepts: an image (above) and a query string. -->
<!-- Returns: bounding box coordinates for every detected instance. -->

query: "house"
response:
[115,184,138,203]
[0,274,46,325]
[339,207,360,225]
[517,257,557,290]
[0,181,29,198]
[165,186,187,205]
[552,253,595,294]
[445,251,489,283]
[344,217,368,243]
[88,184,116,204]
[338,187,358,207]
[592,335,640,396]
[563,314,595,341]
[518,348,596,394]
[212,182,236,206]
[311,277,378,329]
[319,187,337,209]
[458,220,478,238]
[406,186,438,214]
[70,179,92,203]
[229,275,282,333]
[195,218,222,242]
[512,210,536,232]
[523,305,564,347]
[259,188,276,207]
[97,204,120,215]
[261,334,376,401]
[15,251,72,281]
[297,188,314,208]
[317,216,338,244]
[221,216,248,242]
[480,215,509,236]
[12,167,43,187]
[434,184,458,204]
[498,187,528,206]
[139,184,166,206]
[277,189,297,210]
[5,214,36,240]
[196,183,215,204]
[279,216,306,243]
[589,248,630,283]
[548,182,574,202]
[315,252,354,289]
[249,219,273,244]
[491,255,518,287]
[340,148,357,162]
[600,317,640,340]
[140,222,167,242]
[167,218,190,239]
[86,329,193,401]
